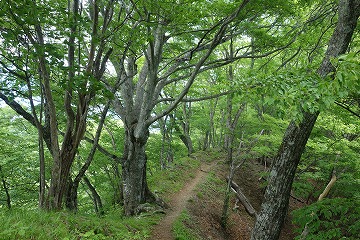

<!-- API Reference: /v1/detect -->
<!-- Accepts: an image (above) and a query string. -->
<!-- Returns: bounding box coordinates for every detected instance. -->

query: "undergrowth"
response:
[0,208,161,240]
[0,152,206,239]
[292,198,360,240]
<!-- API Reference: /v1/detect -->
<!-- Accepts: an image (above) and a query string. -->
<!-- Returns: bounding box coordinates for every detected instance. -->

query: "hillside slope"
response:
[150,151,300,239]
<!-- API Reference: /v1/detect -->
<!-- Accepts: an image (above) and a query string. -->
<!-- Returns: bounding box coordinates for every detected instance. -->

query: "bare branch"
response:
[147,0,251,125]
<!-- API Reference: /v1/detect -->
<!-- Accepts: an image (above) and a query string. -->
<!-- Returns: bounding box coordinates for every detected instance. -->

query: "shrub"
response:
[292,198,360,239]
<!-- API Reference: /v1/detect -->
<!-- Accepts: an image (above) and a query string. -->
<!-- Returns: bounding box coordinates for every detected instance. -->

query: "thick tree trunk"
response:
[65,178,77,211]
[47,150,77,210]
[122,128,155,216]
[250,113,318,240]
[251,1,360,238]
[110,0,251,216]
[202,130,210,151]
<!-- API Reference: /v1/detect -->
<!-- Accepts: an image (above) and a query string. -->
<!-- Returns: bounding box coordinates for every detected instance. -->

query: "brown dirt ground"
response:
[150,158,218,240]
[150,153,303,240]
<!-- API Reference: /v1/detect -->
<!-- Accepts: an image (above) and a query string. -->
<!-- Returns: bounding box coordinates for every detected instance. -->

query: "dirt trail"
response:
[150,160,216,240]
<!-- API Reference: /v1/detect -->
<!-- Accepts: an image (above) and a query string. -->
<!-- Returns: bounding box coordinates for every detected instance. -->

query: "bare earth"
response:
[149,154,300,240]
[150,160,217,240]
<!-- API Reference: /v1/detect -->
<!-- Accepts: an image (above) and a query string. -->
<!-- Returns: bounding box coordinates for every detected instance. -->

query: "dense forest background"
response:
[0,0,359,239]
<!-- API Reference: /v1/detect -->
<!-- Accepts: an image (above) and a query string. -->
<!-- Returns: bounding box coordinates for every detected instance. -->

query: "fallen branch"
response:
[300,170,337,239]
[226,177,257,217]
[318,172,337,201]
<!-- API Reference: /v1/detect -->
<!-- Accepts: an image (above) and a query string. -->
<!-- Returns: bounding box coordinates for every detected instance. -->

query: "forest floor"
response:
[149,151,303,239]
[150,156,218,239]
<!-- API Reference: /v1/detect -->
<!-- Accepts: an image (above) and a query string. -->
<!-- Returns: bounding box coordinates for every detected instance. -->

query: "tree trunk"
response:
[300,170,338,239]
[202,130,210,151]
[38,128,46,209]
[0,165,11,209]
[65,178,77,211]
[122,128,155,216]
[47,148,78,210]
[110,1,251,216]
[65,103,111,211]
[318,171,337,201]
[170,112,193,156]
[251,1,360,238]
[250,113,318,240]
[83,176,104,215]
[181,103,194,155]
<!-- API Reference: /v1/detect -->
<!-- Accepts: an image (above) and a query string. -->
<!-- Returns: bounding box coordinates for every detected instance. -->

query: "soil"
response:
[150,153,303,240]
[150,159,218,239]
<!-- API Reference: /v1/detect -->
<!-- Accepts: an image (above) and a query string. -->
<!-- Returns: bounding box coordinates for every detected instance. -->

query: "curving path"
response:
[150,160,217,240]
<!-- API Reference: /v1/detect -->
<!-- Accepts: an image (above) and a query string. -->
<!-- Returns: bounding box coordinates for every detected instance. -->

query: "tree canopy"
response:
[0,0,359,239]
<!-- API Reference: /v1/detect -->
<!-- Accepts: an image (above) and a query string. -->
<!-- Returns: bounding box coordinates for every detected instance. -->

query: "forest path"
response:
[149,159,217,240]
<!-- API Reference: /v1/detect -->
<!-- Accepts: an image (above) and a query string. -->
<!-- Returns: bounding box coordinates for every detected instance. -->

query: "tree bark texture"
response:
[46,0,113,210]
[251,1,360,239]
[250,113,318,240]
[122,128,155,216]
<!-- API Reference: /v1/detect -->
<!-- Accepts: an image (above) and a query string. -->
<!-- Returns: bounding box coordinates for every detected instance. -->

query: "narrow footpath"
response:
[150,160,217,240]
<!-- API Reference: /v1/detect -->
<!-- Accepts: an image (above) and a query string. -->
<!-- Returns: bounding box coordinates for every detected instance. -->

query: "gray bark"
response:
[251,113,318,240]
[122,128,155,216]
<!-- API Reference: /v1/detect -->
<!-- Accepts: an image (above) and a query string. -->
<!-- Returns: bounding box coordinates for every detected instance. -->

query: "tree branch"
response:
[335,100,360,119]
[147,0,251,126]
[227,177,257,217]
[156,90,235,104]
